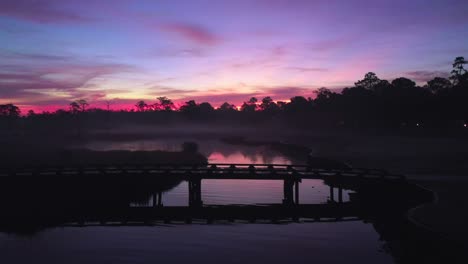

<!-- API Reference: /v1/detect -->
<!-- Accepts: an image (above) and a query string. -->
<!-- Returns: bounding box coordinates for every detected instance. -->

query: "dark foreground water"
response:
[0,138,397,264]
[0,223,391,264]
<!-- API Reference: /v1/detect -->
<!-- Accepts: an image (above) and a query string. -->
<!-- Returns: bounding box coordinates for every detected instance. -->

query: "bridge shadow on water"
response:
[0,166,466,264]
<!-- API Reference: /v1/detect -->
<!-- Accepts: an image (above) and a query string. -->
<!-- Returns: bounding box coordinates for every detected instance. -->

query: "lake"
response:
[0,137,398,264]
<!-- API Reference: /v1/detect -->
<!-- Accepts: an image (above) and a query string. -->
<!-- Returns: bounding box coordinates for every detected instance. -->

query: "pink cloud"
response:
[159,23,220,45]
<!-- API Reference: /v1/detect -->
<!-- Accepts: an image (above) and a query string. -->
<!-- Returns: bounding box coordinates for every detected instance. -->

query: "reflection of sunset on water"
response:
[81,138,306,165]
[208,151,292,164]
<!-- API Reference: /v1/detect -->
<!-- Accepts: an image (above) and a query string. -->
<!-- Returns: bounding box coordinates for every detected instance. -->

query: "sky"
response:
[0,0,467,112]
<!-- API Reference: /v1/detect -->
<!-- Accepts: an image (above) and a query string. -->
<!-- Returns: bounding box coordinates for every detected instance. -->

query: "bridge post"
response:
[188,180,194,206]
[294,180,300,205]
[337,172,343,203]
[283,178,294,205]
[189,177,203,207]
[330,186,335,202]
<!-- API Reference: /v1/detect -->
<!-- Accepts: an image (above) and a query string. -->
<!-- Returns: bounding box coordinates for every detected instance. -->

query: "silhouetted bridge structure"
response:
[0,163,405,203]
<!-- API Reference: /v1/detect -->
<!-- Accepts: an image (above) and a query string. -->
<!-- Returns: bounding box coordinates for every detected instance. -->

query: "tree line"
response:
[1,56,467,129]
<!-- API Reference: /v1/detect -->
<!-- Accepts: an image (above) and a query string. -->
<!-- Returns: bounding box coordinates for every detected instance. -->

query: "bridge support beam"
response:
[283,179,294,205]
[294,180,300,205]
[189,178,203,207]
[330,186,335,202]
[283,179,300,206]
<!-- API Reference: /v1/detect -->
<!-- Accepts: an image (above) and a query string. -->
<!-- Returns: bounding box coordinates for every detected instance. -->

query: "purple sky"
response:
[1,0,467,111]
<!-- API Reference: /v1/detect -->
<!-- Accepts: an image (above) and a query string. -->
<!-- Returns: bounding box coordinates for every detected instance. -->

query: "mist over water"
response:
[80,136,301,164]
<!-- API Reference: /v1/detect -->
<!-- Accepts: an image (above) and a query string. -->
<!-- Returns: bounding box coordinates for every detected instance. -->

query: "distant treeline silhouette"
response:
[1,57,467,130]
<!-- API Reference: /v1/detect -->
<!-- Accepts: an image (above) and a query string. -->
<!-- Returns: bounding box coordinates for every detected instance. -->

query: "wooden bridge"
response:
[0,163,405,207]
[0,164,419,231]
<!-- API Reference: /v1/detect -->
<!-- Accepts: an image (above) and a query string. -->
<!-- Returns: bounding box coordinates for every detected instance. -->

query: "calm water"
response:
[81,137,299,164]
[0,223,391,264]
[0,138,395,264]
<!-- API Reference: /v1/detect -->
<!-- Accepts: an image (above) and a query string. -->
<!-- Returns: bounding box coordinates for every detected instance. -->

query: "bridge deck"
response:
[0,163,405,181]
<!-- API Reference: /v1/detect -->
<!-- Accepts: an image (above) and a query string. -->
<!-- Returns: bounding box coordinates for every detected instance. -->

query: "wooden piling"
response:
[294,180,300,205]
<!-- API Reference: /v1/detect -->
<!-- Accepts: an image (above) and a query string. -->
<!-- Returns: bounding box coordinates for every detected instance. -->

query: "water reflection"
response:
[132,179,351,206]
[80,138,306,164]
[208,151,292,164]
[0,223,392,264]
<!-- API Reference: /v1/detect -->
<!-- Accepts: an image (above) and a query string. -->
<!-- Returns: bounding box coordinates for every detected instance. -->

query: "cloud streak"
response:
[0,55,136,107]
[0,0,87,23]
[286,67,328,72]
[0,64,134,91]
[159,23,220,45]
[405,70,450,83]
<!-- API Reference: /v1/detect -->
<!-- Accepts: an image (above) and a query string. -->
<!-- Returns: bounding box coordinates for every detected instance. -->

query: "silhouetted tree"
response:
[241,97,258,112]
[198,102,214,113]
[155,96,174,111]
[276,101,287,110]
[392,77,416,89]
[260,96,273,109]
[180,100,197,113]
[55,109,68,115]
[260,97,280,113]
[450,57,467,85]
[77,99,89,112]
[355,72,382,90]
[286,96,310,114]
[135,100,148,112]
[0,104,20,117]
[105,100,114,112]
[314,88,339,109]
[69,101,81,114]
[427,77,452,94]
[218,102,237,112]
[314,88,333,100]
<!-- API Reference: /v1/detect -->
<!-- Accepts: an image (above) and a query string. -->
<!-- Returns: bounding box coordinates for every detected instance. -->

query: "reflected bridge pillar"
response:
[329,186,343,203]
[153,192,163,207]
